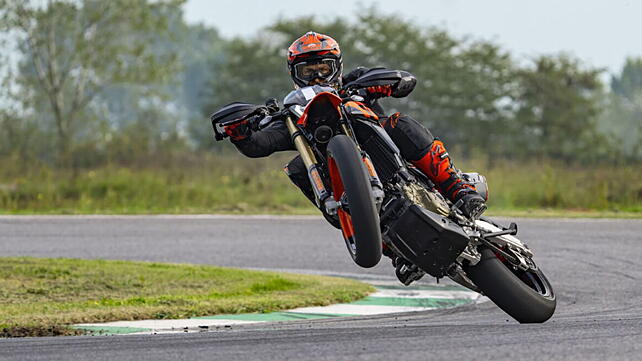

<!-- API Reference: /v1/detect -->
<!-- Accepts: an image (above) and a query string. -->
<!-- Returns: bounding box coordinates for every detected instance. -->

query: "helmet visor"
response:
[293,59,338,84]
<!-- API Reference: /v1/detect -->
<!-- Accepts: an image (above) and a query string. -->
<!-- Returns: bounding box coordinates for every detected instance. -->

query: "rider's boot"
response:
[410,139,487,218]
[410,139,476,202]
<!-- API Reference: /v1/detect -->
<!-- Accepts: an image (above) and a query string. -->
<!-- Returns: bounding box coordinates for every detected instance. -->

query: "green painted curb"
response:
[74,282,482,335]
[79,325,151,335]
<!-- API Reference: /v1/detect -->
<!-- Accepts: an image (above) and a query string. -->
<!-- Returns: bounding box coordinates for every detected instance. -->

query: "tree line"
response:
[1,1,640,169]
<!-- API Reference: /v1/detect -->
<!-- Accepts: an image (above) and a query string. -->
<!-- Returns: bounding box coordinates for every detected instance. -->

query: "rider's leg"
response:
[381,113,478,285]
[283,155,316,204]
[284,155,341,229]
[381,112,476,202]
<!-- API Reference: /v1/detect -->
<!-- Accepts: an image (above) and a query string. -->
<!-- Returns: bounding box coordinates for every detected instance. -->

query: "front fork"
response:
[284,115,384,215]
[284,116,330,209]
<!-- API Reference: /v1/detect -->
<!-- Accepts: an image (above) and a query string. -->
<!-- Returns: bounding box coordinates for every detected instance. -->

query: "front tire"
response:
[464,248,556,323]
[327,135,382,268]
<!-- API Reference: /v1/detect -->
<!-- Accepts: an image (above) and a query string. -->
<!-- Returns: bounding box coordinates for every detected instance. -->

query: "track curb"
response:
[75,281,483,335]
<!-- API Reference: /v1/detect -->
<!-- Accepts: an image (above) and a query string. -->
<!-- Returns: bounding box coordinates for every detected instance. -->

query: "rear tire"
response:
[327,135,382,268]
[464,248,556,323]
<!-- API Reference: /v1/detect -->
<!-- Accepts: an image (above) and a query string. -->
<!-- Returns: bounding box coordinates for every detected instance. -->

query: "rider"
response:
[221,32,486,283]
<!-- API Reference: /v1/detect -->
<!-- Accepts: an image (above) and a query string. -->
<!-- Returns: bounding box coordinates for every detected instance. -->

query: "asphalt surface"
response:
[1,215,641,360]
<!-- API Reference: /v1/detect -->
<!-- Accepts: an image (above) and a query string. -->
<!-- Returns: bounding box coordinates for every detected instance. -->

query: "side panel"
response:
[381,198,470,278]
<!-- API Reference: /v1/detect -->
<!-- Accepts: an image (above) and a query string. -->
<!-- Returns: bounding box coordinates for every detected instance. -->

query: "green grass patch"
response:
[485,208,642,219]
[0,154,640,216]
[0,257,374,337]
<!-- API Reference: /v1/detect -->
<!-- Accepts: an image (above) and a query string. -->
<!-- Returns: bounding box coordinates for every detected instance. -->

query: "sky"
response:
[183,0,642,76]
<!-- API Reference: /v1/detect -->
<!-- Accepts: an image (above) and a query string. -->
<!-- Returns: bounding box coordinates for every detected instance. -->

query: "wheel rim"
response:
[494,251,554,299]
[518,268,554,299]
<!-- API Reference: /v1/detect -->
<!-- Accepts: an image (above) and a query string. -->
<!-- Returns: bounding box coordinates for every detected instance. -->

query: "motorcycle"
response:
[210,69,556,323]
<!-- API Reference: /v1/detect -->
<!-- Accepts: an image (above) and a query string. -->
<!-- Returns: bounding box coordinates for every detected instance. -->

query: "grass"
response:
[0,153,312,214]
[0,257,374,337]
[0,153,640,216]
[470,160,642,213]
[485,208,642,219]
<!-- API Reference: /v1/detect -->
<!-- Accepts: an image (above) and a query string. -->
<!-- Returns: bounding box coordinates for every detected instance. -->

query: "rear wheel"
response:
[327,135,382,268]
[464,248,556,323]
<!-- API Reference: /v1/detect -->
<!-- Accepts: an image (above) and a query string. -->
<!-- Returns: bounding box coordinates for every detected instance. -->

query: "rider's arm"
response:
[231,120,293,158]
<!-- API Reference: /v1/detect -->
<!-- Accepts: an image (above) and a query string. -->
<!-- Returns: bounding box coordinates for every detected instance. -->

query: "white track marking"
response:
[288,304,434,315]
[369,289,481,300]
[76,318,258,330]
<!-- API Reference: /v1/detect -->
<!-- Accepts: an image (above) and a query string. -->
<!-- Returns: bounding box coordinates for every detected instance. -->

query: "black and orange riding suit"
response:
[228,67,482,226]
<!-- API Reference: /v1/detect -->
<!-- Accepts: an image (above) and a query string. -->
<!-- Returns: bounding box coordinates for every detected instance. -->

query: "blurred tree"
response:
[513,55,606,162]
[1,0,183,168]
[97,20,224,157]
[180,24,227,149]
[611,57,642,101]
[599,94,642,161]
[0,32,42,160]
[598,57,642,161]
[0,46,15,155]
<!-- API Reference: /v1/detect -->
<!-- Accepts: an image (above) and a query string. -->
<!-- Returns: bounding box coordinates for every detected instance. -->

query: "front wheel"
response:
[327,135,382,268]
[464,248,556,323]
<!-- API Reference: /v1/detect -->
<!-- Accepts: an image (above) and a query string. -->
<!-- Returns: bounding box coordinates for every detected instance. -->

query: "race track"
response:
[1,215,641,361]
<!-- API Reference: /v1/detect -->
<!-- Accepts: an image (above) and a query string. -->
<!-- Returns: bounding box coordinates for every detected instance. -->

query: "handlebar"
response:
[215,89,364,141]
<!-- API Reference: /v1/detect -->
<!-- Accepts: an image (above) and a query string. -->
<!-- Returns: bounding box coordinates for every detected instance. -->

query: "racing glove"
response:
[366,85,394,98]
[224,119,252,141]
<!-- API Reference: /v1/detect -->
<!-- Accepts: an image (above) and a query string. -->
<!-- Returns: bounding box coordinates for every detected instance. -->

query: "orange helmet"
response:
[287,32,343,88]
